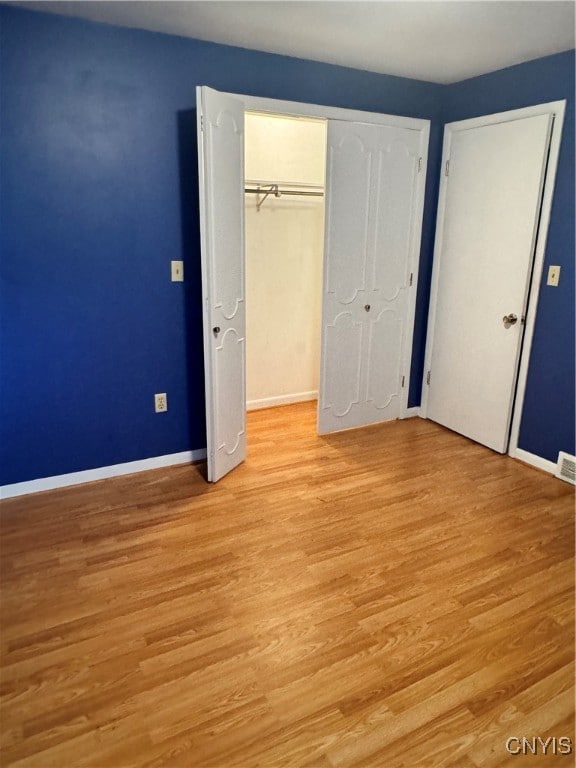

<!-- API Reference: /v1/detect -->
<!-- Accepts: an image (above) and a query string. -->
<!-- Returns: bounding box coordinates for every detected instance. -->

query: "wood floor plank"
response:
[1,403,574,767]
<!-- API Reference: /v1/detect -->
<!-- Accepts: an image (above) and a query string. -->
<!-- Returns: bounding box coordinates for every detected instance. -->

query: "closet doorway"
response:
[244,111,327,414]
[197,86,430,482]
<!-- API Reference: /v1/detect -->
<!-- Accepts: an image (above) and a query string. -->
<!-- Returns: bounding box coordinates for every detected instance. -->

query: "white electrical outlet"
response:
[547,265,560,287]
[155,393,168,413]
[171,260,184,282]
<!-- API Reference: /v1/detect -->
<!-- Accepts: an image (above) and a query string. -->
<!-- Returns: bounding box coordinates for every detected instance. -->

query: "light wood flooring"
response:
[1,403,574,767]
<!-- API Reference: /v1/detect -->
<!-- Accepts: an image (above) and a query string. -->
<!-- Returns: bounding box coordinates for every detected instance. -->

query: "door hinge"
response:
[418,157,423,173]
[426,370,431,385]
[401,375,405,388]
[409,272,413,287]
[200,115,205,131]
[445,159,450,177]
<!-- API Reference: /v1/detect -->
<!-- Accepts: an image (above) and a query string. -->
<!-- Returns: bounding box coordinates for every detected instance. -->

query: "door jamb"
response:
[219,90,430,420]
[419,100,566,458]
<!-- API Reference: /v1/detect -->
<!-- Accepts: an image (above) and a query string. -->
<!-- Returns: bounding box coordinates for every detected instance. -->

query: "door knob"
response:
[213,326,221,334]
[364,304,371,312]
[502,313,518,327]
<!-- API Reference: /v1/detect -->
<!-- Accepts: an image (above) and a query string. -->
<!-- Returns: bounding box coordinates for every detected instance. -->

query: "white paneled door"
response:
[318,121,422,434]
[197,86,246,481]
[425,113,553,453]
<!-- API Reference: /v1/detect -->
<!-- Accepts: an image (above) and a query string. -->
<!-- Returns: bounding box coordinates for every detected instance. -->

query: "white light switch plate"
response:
[171,260,184,282]
[547,265,560,287]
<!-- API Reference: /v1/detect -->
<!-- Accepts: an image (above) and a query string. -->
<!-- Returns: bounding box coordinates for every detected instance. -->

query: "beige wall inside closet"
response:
[245,112,327,410]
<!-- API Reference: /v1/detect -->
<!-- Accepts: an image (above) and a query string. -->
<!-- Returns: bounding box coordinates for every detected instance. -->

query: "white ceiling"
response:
[11,1,576,84]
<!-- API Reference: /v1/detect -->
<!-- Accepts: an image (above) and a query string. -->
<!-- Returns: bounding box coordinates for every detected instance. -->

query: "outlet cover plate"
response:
[155,393,168,413]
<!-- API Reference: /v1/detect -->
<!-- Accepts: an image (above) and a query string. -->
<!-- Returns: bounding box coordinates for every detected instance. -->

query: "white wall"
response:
[245,112,326,409]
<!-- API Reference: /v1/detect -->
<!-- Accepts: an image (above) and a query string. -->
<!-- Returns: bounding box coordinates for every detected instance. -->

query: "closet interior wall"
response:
[245,112,327,410]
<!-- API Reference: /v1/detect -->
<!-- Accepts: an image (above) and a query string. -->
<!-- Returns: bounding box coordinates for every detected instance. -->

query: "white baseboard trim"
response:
[247,391,318,411]
[511,447,556,476]
[402,407,421,419]
[0,449,207,500]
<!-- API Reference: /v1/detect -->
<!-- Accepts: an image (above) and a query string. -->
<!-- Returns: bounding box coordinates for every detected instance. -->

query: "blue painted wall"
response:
[443,50,575,462]
[0,5,443,485]
[0,6,573,486]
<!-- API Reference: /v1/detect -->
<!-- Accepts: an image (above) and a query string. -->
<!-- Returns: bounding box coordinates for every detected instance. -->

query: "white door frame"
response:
[420,100,566,458]
[218,91,430,420]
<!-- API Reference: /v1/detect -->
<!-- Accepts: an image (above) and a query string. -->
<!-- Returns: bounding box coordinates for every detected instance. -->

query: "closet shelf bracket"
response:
[253,184,281,211]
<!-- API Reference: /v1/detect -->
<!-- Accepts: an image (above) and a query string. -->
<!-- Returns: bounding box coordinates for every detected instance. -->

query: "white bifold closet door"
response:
[197,87,246,482]
[198,86,426,481]
[318,121,422,434]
